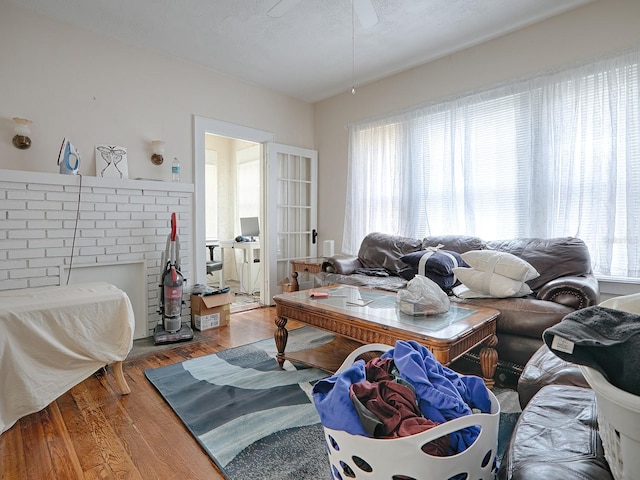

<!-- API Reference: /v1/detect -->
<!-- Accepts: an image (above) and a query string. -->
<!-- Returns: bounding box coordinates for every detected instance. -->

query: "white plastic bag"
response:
[397,275,450,315]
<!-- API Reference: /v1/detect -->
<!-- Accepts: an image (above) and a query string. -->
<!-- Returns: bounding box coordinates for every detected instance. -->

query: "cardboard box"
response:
[191,292,233,312]
[193,304,230,331]
[280,277,295,293]
[191,292,233,330]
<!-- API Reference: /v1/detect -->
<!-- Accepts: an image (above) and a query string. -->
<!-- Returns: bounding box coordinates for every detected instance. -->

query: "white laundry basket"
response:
[321,344,500,480]
[580,365,640,480]
[591,293,640,479]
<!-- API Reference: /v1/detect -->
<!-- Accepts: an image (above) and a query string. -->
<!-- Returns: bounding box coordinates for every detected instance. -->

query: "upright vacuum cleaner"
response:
[154,213,194,345]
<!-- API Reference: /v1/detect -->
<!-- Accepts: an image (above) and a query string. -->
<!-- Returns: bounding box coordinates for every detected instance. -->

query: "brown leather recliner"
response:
[319,233,600,368]
[516,344,589,409]
[498,384,612,480]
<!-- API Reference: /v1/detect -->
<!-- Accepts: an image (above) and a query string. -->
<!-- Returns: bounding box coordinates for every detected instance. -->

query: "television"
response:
[240,217,260,241]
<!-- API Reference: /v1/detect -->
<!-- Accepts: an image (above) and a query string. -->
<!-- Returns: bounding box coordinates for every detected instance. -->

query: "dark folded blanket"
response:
[543,306,640,395]
[354,267,389,277]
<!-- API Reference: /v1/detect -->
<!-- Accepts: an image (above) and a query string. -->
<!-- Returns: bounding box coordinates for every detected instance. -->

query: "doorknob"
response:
[312,229,318,244]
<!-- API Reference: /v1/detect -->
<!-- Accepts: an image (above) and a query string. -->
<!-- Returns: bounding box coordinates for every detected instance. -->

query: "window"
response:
[235,144,261,218]
[205,149,218,240]
[345,48,640,278]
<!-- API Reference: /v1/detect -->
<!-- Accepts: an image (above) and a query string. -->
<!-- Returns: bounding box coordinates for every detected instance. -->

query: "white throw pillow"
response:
[461,250,539,282]
[453,267,533,298]
[452,280,532,299]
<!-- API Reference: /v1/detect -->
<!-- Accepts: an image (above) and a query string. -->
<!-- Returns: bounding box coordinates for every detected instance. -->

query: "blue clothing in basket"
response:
[384,340,491,453]
[313,360,369,436]
[312,340,491,455]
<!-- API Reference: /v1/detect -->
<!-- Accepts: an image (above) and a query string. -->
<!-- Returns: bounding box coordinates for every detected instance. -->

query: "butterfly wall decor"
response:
[95,144,129,179]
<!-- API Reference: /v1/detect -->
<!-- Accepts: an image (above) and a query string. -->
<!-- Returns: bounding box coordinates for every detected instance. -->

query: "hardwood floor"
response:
[0,306,304,480]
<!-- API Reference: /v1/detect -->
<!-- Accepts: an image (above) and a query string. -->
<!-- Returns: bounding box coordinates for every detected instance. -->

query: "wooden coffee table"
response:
[273,284,500,387]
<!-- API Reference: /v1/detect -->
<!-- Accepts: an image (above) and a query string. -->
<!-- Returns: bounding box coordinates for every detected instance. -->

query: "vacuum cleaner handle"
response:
[171,212,177,242]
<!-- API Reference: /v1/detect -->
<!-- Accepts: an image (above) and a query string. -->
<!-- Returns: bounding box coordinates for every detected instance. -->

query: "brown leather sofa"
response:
[501,346,612,479]
[503,291,640,479]
[318,232,600,368]
[498,384,612,480]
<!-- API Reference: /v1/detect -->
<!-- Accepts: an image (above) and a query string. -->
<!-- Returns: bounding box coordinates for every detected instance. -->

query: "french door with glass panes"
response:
[263,143,318,302]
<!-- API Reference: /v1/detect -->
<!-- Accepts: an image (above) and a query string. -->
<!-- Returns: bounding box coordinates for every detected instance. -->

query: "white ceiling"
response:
[8,0,593,103]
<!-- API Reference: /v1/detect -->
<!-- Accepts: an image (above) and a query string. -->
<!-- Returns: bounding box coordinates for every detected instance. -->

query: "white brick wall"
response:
[0,169,194,336]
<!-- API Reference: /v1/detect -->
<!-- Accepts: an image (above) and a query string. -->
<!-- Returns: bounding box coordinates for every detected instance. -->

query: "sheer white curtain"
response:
[345,47,640,278]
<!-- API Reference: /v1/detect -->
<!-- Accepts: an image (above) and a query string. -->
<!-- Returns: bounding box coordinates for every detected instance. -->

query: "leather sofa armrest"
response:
[536,274,600,310]
[322,256,363,275]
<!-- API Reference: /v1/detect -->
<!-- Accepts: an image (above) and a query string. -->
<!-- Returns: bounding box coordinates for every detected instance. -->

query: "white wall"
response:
[0,2,315,301]
[314,0,640,258]
[0,2,315,181]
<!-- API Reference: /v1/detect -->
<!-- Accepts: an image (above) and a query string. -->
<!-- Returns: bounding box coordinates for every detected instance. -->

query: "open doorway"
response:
[193,116,274,306]
[205,134,262,311]
[194,116,319,304]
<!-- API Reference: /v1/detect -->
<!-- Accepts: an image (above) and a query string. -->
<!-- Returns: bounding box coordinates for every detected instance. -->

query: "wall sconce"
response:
[12,117,32,150]
[151,140,165,165]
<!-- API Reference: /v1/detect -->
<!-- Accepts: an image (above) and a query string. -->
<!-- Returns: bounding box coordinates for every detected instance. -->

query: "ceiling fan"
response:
[267,0,379,28]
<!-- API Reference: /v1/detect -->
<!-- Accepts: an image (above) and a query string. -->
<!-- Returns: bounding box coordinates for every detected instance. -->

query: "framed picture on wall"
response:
[95,144,129,179]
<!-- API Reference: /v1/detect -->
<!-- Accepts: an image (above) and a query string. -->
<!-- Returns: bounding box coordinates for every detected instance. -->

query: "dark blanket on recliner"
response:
[543,306,640,395]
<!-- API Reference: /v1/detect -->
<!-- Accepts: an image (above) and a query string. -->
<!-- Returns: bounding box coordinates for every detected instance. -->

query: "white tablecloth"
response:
[0,282,134,434]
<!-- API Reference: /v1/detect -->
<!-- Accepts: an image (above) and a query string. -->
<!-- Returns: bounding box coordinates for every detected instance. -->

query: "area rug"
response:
[145,327,520,480]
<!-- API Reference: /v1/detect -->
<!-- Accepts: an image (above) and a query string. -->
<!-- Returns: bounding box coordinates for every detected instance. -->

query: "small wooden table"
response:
[290,257,325,291]
[273,284,500,387]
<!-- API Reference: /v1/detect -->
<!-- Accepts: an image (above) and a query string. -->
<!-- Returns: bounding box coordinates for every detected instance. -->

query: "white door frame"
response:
[193,116,274,289]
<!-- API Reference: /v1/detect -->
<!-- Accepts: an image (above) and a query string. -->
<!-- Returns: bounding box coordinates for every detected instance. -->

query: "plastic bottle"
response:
[172,157,180,183]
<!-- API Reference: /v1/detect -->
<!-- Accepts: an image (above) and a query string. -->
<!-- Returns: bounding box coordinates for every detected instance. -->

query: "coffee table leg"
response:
[479,334,498,389]
[274,315,289,368]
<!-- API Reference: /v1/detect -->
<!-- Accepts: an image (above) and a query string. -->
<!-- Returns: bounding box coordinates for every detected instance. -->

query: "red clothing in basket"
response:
[349,357,450,456]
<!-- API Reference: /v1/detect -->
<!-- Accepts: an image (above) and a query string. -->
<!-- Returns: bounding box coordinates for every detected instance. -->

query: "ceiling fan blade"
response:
[353,0,378,28]
[267,0,302,18]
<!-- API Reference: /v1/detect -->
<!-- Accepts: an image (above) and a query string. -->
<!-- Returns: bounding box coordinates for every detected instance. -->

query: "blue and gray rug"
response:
[145,327,520,480]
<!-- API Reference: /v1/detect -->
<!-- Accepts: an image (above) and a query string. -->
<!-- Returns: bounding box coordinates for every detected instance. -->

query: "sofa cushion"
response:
[517,345,588,409]
[498,385,612,480]
[400,249,467,289]
[357,232,422,278]
[454,296,574,338]
[422,235,488,253]
[487,237,592,291]
[453,296,575,366]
